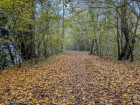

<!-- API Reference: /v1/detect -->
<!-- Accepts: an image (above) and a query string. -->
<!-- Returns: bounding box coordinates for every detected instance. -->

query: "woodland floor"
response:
[0,51,140,105]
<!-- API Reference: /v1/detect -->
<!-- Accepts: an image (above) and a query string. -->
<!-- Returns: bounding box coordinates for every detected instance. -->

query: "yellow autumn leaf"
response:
[122,93,128,98]
[45,97,49,103]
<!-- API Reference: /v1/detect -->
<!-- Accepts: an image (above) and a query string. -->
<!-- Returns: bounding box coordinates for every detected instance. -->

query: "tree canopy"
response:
[0,0,140,68]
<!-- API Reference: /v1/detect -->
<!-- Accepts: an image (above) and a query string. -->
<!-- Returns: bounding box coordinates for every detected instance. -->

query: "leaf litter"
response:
[0,51,140,105]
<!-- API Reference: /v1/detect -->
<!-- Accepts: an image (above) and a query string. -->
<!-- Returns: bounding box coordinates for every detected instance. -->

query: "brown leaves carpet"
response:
[0,51,140,105]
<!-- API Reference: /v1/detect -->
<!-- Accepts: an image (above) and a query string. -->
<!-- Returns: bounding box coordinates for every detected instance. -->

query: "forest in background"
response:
[0,0,140,69]
[1,0,140,104]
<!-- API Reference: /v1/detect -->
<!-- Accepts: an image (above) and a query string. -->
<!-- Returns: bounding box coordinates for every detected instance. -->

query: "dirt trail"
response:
[0,51,140,104]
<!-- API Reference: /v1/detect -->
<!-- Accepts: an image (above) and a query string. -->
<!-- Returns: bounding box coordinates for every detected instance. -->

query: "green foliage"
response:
[1,0,140,69]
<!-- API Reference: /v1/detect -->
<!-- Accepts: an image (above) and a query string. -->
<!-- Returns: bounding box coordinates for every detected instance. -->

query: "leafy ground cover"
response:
[0,51,140,105]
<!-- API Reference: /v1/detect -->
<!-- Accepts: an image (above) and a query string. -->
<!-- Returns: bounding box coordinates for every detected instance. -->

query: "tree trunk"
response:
[118,0,133,61]
[20,1,36,60]
[118,27,132,60]
[116,17,121,59]
[90,39,94,55]
[7,44,15,64]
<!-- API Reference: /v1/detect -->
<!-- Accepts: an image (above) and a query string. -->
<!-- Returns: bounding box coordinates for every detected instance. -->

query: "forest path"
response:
[0,51,140,104]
